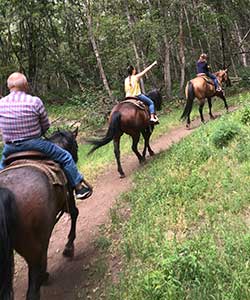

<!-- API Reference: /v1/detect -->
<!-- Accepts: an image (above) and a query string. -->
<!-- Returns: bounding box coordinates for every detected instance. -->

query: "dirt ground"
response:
[13,110,234,299]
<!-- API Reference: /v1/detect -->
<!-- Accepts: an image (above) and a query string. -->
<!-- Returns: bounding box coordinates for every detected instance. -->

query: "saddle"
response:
[122,97,147,110]
[196,73,214,85]
[0,151,67,186]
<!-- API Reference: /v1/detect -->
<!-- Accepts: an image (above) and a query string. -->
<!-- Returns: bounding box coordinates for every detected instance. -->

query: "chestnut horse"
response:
[181,69,231,128]
[88,89,162,178]
[0,129,80,300]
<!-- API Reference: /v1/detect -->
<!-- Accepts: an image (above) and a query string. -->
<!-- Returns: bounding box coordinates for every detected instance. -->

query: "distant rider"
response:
[196,53,222,92]
[124,61,159,123]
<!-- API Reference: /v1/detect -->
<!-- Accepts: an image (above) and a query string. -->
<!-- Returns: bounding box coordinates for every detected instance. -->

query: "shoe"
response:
[150,115,159,123]
[75,186,92,200]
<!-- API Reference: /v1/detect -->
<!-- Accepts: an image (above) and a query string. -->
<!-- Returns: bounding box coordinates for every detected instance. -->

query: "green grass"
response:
[89,91,250,300]
[75,91,250,181]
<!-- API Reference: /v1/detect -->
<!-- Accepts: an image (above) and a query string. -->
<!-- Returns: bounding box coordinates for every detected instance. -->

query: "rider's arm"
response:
[35,97,50,134]
[135,61,157,80]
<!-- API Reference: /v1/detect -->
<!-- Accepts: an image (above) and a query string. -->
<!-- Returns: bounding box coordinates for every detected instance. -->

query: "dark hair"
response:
[127,65,135,76]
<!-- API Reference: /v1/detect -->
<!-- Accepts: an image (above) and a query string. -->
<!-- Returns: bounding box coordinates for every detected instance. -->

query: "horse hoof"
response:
[186,125,190,130]
[139,157,146,164]
[119,174,126,178]
[210,115,215,120]
[63,245,74,258]
[149,151,155,157]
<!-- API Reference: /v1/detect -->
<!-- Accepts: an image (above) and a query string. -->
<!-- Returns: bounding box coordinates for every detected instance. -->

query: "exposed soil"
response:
[13,108,236,299]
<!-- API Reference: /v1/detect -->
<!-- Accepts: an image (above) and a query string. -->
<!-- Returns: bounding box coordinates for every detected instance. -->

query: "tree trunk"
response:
[179,6,185,98]
[157,0,172,98]
[124,0,145,93]
[163,35,172,99]
[234,21,248,67]
[85,6,114,100]
[184,6,194,51]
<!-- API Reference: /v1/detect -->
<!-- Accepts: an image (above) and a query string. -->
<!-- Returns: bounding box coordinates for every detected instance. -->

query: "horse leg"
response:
[113,136,125,178]
[40,252,49,285]
[131,133,144,163]
[199,100,205,123]
[220,94,229,112]
[142,127,154,158]
[207,97,215,119]
[186,114,191,129]
[63,194,79,258]
[26,256,47,300]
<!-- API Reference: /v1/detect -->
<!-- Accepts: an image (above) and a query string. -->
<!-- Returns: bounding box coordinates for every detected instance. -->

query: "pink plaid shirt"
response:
[0,91,50,143]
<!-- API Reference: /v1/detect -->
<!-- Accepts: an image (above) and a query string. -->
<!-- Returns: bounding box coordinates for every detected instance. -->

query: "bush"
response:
[240,105,250,125]
[211,121,240,148]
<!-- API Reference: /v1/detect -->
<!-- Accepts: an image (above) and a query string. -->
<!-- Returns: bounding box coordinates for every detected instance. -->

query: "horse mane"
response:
[214,69,226,77]
[147,89,162,111]
[49,129,78,163]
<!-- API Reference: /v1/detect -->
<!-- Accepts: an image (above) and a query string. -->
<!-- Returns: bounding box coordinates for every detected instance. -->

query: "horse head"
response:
[147,89,162,111]
[216,69,232,87]
[49,128,79,163]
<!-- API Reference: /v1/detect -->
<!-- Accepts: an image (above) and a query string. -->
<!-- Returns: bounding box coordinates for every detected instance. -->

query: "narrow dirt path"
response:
[13,109,235,299]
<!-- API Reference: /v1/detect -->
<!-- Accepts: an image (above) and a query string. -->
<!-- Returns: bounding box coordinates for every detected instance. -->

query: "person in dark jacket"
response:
[196,53,221,92]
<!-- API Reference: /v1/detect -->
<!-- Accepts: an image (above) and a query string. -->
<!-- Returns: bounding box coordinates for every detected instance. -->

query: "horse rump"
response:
[88,111,122,154]
[0,187,18,300]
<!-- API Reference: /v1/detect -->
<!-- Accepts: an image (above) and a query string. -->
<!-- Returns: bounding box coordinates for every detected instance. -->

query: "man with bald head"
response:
[0,72,92,199]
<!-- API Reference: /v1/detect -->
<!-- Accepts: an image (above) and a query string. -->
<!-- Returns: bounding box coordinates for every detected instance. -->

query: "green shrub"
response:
[240,105,250,125]
[211,121,240,148]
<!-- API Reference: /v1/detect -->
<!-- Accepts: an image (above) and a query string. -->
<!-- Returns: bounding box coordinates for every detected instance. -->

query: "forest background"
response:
[0,0,249,123]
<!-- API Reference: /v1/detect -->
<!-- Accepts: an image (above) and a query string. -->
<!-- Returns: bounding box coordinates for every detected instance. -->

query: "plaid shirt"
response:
[0,91,50,143]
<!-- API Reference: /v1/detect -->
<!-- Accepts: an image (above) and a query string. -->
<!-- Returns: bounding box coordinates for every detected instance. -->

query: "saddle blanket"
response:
[122,98,146,110]
[0,159,67,186]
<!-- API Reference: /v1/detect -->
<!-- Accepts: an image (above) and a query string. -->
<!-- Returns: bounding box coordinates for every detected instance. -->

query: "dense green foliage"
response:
[86,92,250,300]
[0,0,249,109]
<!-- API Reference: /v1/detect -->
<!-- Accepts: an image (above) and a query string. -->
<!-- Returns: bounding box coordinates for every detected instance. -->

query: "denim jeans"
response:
[0,138,83,187]
[207,72,219,89]
[137,94,155,114]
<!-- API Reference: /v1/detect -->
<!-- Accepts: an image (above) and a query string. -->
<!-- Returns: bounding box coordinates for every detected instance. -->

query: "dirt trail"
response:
[13,110,234,299]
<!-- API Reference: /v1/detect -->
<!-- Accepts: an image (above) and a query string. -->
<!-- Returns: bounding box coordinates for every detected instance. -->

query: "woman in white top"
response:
[124,61,158,123]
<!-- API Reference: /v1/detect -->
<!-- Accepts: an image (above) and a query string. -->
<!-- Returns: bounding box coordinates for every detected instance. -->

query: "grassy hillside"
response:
[74,92,247,181]
[92,92,250,300]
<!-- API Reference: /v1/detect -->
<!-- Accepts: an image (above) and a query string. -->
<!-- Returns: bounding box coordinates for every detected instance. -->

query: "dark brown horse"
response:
[0,129,80,300]
[181,69,231,128]
[88,89,162,178]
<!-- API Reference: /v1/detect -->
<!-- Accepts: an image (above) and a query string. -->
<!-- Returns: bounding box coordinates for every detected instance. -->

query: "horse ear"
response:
[72,127,79,138]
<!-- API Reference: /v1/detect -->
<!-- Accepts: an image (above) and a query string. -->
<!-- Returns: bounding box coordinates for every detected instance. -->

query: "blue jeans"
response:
[137,94,155,114]
[207,72,219,89]
[0,138,83,188]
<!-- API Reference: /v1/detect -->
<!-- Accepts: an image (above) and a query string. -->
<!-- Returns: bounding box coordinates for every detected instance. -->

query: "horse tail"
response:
[181,81,195,120]
[0,187,17,300]
[88,111,121,154]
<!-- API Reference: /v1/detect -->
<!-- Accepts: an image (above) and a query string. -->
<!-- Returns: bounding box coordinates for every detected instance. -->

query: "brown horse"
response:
[0,129,80,300]
[88,89,162,178]
[181,69,231,128]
